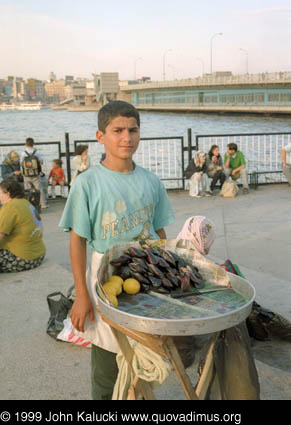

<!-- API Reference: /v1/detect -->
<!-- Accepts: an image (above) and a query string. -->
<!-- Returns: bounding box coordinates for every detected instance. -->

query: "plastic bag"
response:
[220,179,238,198]
[57,318,91,347]
[46,291,73,339]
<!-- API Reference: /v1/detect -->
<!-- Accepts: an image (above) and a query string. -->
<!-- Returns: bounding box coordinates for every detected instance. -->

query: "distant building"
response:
[45,80,67,103]
[65,75,74,85]
[49,72,57,83]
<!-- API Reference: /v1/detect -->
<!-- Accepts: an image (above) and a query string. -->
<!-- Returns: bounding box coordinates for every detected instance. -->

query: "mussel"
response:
[126,247,147,258]
[162,278,174,290]
[148,263,165,279]
[110,254,131,267]
[147,275,162,288]
[128,262,148,274]
[181,273,191,292]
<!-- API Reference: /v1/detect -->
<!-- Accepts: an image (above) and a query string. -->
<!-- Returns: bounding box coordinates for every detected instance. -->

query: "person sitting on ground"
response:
[48,159,66,198]
[184,151,212,198]
[281,141,291,186]
[0,178,46,273]
[70,145,91,186]
[224,143,249,195]
[206,145,226,193]
[20,137,49,209]
[1,151,23,183]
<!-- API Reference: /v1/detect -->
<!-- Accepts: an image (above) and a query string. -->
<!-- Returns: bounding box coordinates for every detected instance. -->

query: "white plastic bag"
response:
[57,317,92,348]
[220,179,239,198]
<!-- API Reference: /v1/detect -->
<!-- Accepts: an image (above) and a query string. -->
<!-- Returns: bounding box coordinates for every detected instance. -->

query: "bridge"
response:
[120,72,291,114]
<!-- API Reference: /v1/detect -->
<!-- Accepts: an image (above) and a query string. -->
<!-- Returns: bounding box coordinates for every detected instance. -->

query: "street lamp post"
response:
[196,57,205,76]
[210,32,223,74]
[239,48,249,74]
[163,49,172,81]
[168,64,175,80]
[134,57,142,80]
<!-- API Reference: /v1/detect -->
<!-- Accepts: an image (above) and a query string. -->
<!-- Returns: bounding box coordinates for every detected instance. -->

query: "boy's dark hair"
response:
[53,159,63,167]
[26,137,35,147]
[0,178,25,199]
[75,145,88,156]
[98,101,140,133]
[227,143,238,152]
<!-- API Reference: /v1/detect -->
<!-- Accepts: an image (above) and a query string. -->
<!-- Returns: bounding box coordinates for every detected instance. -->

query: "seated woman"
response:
[1,151,23,183]
[0,179,46,273]
[206,145,226,192]
[184,151,211,198]
[70,145,91,186]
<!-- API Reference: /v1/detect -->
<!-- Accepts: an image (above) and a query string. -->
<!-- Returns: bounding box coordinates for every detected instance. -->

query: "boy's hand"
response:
[70,292,95,333]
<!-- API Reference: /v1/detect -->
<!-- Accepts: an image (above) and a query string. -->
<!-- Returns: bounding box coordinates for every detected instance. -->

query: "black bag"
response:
[24,187,41,213]
[46,292,73,339]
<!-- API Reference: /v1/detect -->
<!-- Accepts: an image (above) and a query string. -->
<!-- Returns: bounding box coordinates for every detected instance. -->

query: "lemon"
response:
[109,275,124,286]
[123,278,141,295]
[103,282,118,296]
[108,276,123,295]
[107,293,118,308]
[102,283,118,307]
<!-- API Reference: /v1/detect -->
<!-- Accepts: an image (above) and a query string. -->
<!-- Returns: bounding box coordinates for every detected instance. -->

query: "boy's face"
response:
[96,116,140,161]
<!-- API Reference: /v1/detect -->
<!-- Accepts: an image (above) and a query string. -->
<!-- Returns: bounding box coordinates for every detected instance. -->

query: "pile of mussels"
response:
[110,245,205,295]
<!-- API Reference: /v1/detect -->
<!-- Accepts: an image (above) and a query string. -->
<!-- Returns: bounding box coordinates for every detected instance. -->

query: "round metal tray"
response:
[97,273,255,336]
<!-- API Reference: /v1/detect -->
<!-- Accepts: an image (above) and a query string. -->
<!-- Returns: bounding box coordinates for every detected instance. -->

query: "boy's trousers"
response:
[91,344,118,400]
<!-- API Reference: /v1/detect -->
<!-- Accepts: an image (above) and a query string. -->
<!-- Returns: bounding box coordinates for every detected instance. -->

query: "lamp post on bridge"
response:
[239,48,249,74]
[163,49,172,81]
[134,57,142,80]
[196,57,205,76]
[210,32,223,74]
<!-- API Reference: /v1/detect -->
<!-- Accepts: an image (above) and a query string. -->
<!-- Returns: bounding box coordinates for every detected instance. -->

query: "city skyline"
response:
[1,0,291,81]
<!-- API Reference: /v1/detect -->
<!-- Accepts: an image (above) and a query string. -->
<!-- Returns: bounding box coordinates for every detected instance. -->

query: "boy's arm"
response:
[156,228,167,239]
[70,229,95,332]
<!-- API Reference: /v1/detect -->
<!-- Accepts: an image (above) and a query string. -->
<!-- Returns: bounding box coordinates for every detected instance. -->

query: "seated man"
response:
[224,143,249,195]
[281,142,291,186]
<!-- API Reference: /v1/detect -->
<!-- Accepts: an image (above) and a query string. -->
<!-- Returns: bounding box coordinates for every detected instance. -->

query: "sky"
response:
[1,0,291,81]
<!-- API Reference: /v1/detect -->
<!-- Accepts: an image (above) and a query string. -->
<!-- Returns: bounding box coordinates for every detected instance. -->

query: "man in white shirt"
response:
[20,138,49,208]
[281,143,291,186]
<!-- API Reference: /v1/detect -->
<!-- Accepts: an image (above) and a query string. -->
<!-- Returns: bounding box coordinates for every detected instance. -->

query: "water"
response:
[1,109,291,144]
[1,109,291,188]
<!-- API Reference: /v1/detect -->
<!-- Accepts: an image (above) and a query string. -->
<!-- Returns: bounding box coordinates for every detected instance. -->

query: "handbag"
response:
[46,291,73,339]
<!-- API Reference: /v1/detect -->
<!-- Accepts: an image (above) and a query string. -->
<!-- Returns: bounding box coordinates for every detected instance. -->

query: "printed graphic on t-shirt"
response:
[101,202,154,240]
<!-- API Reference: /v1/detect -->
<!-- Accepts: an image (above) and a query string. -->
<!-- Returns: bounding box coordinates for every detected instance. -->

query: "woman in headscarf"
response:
[177,215,291,342]
[1,151,23,182]
[176,215,216,255]
[184,152,211,198]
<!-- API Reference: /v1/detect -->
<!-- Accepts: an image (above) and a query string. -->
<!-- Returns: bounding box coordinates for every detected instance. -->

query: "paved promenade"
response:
[0,184,290,400]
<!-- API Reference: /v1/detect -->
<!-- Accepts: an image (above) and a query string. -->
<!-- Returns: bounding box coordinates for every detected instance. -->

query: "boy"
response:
[20,137,49,208]
[224,143,249,194]
[59,101,175,400]
[49,159,66,198]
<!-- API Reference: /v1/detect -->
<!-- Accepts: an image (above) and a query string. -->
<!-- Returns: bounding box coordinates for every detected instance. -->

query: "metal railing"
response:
[74,136,186,189]
[120,72,291,91]
[0,141,61,179]
[193,132,291,184]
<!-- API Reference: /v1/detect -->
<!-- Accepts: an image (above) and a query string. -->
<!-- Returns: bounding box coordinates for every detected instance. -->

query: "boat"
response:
[0,102,43,111]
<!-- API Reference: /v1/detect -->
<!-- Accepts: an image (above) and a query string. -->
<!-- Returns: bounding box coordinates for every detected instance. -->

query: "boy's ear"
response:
[96,130,104,144]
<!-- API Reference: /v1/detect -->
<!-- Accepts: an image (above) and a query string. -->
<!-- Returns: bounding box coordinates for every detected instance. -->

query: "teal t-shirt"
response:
[224,151,246,169]
[59,163,176,253]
